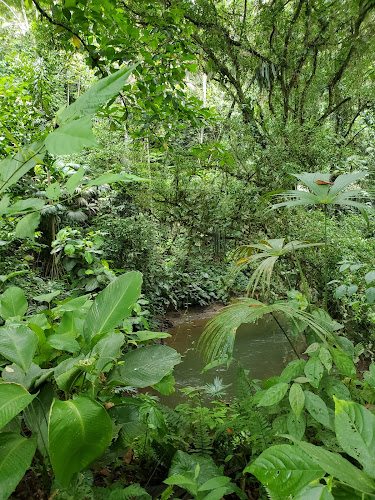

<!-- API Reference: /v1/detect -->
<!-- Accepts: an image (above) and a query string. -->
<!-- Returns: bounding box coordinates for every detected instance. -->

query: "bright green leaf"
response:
[258,382,289,407]
[48,396,112,487]
[0,286,27,319]
[0,383,36,429]
[15,212,40,239]
[0,325,38,371]
[83,271,142,346]
[0,433,37,499]
[289,382,305,416]
[109,345,181,388]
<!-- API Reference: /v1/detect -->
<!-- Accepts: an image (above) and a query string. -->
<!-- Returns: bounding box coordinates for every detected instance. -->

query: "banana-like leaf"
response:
[48,396,112,487]
[0,433,37,499]
[0,325,38,371]
[83,271,142,346]
[108,345,181,387]
[0,286,28,319]
[0,383,36,429]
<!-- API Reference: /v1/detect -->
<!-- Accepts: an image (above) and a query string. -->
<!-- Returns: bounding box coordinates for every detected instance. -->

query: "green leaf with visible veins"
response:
[83,271,142,346]
[45,116,100,155]
[0,433,37,499]
[48,397,112,487]
[246,444,324,498]
[335,397,375,478]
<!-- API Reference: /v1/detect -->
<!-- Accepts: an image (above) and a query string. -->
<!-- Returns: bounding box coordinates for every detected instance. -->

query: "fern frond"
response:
[236,366,253,400]
[108,484,151,500]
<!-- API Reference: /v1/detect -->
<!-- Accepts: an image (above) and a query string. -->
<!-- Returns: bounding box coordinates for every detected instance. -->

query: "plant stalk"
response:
[270,312,300,359]
[324,204,328,311]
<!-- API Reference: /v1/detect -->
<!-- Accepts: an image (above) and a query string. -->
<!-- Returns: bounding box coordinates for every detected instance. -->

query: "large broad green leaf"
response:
[5,198,46,215]
[1,363,43,390]
[82,271,142,346]
[304,357,324,388]
[84,173,149,187]
[287,412,306,440]
[45,334,80,354]
[91,331,124,373]
[34,291,61,303]
[45,116,100,155]
[335,398,375,478]
[246,444,324,498]
[23,385,54,457]
[0,325,38,371]
[279,359,306,383]
[152,373,176,396]
[53,355,84,392]
[0,383,36,429]
[65,166,85,195]
[48,396,112,487]
[109,400,147,447]
[0,286,28,319]
[45,181,61,200]
[0,433,37,499]
[15,212,41,239]
[58,64,137,125]
[289,438,375,494]
[108,345,181,387]
[0,142,45,194]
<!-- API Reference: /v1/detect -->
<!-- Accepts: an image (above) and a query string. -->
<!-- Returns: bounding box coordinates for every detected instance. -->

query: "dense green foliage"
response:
[0,0,375,498]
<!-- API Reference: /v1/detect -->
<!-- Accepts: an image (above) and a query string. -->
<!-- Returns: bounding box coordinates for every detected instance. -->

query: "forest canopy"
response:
[0,1,375,499]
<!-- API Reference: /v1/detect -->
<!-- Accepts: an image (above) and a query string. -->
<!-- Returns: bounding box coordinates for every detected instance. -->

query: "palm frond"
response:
[293,172,331,194]
[198,298,333,364]
[247,255,278,295]
[228,238,322,296]
[272,171,368,210]
[329,172,367,197]
[283,241,324,252]
[271,195,320,210]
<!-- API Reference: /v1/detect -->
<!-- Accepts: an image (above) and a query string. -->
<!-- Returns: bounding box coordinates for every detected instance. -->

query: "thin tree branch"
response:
[31,0,105,76]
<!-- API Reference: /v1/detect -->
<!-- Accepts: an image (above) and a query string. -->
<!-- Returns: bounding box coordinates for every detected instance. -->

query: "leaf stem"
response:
[270,312,300,359]
[324,204,328,311]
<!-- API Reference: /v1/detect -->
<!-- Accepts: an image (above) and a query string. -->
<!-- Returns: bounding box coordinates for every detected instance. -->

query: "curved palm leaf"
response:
[271,172,368,210]
[229,238,323,296]
[198,298,333,364]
